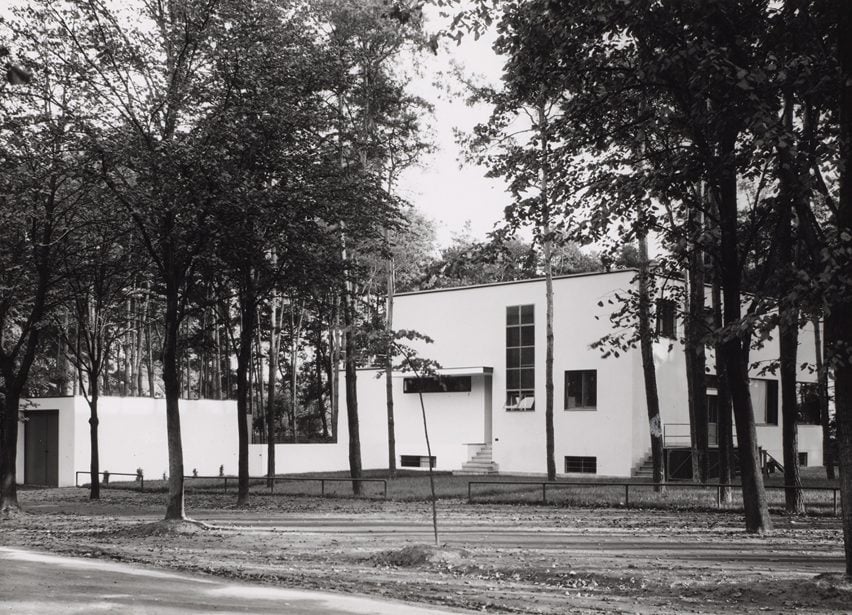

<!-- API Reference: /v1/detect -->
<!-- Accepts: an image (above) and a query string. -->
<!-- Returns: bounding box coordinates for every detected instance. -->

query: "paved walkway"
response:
[0,547,470,614]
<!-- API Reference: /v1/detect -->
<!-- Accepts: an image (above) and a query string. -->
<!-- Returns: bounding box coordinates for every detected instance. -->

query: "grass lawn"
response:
[94,466,842,516]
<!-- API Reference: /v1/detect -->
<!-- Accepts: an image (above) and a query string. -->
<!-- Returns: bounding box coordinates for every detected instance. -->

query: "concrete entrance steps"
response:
[631,452,655,479]
[455,443,499,475]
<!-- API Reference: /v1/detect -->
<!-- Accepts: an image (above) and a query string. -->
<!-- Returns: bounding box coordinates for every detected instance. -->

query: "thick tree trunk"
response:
[342,290,362,495]
[716,128,771,533]
[713,280,734,503]
[780,307,804,513]
[0,391,21,513]
[830,2,852,574]
[88,388,100,500]
[638,231,665,490]
[162,284,186,520]
[684,206,708,483]
[776,82,805,514]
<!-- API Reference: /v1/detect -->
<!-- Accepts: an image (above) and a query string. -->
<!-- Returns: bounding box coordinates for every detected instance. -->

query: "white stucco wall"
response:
[392,271,640,476]
[18,396,241,487]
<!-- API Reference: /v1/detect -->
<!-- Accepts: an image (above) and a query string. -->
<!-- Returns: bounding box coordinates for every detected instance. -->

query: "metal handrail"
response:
[467,480,841,514]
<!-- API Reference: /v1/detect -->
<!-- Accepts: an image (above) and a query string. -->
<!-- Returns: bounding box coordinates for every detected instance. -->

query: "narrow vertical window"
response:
[656,299,677,339]
[506,305,534,409]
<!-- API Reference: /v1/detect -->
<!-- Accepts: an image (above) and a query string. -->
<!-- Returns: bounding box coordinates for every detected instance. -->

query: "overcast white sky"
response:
[397,12,511,248]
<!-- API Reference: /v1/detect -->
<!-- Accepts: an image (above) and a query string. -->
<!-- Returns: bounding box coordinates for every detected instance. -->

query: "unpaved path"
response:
[0,546,470,614]
[1,488,850,614]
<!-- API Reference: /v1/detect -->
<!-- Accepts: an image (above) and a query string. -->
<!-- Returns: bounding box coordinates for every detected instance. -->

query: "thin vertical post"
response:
[625,484,630,507]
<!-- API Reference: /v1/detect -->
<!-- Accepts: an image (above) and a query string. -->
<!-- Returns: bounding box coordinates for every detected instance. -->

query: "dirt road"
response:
[0,546,471,614]
[1,488,850,614]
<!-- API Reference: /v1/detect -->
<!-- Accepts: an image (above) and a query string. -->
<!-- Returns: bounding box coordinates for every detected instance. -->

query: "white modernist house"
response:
[13,270,824,486]
[345,270,824,478]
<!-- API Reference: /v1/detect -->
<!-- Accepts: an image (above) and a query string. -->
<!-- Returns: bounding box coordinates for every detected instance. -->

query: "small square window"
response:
[565,370,597,410]
[798,452,808,467]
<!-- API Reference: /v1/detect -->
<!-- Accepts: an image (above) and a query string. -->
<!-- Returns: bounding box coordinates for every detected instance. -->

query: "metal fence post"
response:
[468,482,472,503]
[625,484,630,507]
[716,485,721,508]
[834,489,838,516]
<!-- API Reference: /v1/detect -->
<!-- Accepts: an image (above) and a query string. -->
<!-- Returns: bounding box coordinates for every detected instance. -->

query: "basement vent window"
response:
[403,376,471,394]
[798,452,808,467]
[400,455,436,469]
[564,456,597,474]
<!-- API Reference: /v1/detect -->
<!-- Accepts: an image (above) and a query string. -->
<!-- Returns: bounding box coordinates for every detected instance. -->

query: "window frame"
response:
[506,304,535,411]
[564,456,597,474]
[564,369,598,410]
[656,299,677,339]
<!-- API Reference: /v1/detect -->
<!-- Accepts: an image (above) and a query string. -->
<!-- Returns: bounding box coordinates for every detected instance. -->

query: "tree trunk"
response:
[829,2,852,574]
[780,306,804,513]
[0,391,21,513]
[146,313,155,398]
[713,279,734,503]
[715,126,771,533]
[638,230,665,490]
[266,294,281,485]
[235,279,255,507]
[162,282,186,520]
[342,289,363,496]
[330,298,340,440]
[123,298,133,396]
[539,102,556,482]
[684,205,708,483]
[88,386,100,500]
[385,247,397,478]
[813,315,834,479]
[317,326,329,438]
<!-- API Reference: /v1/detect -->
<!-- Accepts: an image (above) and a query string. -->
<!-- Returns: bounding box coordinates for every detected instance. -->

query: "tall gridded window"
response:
[506,304,535,409]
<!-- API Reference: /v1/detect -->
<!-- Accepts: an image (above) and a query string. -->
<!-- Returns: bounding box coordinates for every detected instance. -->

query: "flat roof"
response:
[396,268,639,297]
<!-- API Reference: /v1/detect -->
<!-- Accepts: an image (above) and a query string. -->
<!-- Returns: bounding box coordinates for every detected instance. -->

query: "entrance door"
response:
[24,410,59,486]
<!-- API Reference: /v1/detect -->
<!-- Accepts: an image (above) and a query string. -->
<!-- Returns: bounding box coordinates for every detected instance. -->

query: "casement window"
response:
[400,455,436,468]
[564,456,597,473]
[749,379,779,425]
[506,304,535,410]
[796,382,822,425]
[403,376,472,394]
[564,370,597,410]
[656,299,677,339]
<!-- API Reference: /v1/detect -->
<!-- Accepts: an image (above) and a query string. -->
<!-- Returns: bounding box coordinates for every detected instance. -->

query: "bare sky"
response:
[397,13,511,248]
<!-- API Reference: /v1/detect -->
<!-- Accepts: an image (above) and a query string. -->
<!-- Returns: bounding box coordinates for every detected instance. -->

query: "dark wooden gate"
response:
[24,410,59,486]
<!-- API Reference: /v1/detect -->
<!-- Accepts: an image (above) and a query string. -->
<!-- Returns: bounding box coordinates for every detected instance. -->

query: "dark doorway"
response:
[24,410,59,486]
